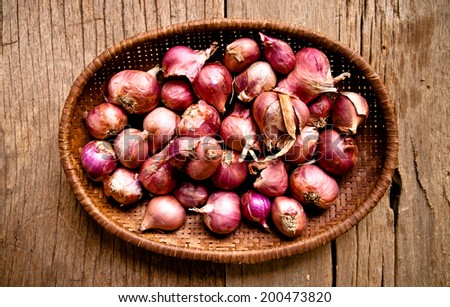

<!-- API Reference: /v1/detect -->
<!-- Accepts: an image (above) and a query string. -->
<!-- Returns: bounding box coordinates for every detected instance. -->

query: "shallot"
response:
[103,167,143,206]
[143,107,181,154]
[284,126,319,164]
[234,61,277,103]
[138,152,177,195]
[81,140,117,182]
[191,191,241,235]
[107,66,161,114]
[139,195,186,232]
[210,150,248,190]
[176,100,221,137]
[259,32,295,74]
[224,38,261,73]
[173,181,209,209]
[161,79,195,112]
[332,92,369,134]
[271,196,307,237]
[240,190,272,230]
[307,94,333,128]
[83,102,128,139]
[185,136,223,180]
[113,128,149,169]
[249,158,288,197]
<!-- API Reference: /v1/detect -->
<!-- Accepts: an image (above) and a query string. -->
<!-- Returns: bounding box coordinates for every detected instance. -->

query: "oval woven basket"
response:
[59,18,398,264]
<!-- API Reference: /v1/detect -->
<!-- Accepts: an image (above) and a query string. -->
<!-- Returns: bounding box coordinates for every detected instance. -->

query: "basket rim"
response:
[58,18,399,264]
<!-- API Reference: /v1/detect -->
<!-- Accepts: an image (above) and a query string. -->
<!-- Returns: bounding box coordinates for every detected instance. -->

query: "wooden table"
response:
[2,0,448,287]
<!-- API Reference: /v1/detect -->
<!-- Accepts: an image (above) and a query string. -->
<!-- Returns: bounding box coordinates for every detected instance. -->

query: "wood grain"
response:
[1,0,449,286]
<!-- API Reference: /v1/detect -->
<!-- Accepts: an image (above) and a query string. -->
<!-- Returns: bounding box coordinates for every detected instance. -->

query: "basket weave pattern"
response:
[59,19,398,263]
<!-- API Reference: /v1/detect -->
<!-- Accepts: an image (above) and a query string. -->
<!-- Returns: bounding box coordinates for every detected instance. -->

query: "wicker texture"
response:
[59,18,398,264]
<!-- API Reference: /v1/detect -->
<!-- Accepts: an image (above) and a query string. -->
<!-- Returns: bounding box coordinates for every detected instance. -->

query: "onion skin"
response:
[103,167,143,206]
[250,158,288,197]
[185,136,223,180]
[284,126,319,164]
[114,128,149,169]
[192,191,241,235]
[143,107,181,154]
[210,150,248,190]
[176,100,221,138]
[81,140,117,182]
[240,190,272,230]
[162,43,219,82]
[289,164,339,209]
[161,79,195,112]
[317,129,358,175]
[107,68,160,114]
[139,196,186,232]
[219,103,261,158]
[192,63,233,113]
[307,94,333,128]
[138,153,177,195]
[224,38,261,74]
[332,92,369,135]
[271,196,307,238]
[259,32,295,74]
[173,181,209,209]
[83,102,128,139]
[234,61,277,103]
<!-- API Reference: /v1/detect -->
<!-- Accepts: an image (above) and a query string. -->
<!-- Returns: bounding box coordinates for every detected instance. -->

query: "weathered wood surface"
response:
[1,0,448,286]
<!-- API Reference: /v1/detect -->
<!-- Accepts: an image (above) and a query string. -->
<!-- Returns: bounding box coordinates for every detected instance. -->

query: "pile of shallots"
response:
[80,32,369,238]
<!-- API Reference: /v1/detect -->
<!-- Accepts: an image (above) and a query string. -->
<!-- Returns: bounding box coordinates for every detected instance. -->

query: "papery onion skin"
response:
[332,92,369,135]
[289,164,339,209]
[291,96,311,131]
[240,190,272,230]
[250,158,288,197]
[316,129,358,175]
[143,107,181,154]
[234,61,277,103]
[139,195,186,232]
[210,150,248,190]
[192,191,241,235]
[81,140,117,182]
[307,94,333,129]
[219,103,261,157]
[162,42,219,82]
[161,79,195,112]
[107,68,160,114]
[271,196,307,238]
[138,152,177,195]
[192,63,233,113]
[83,102,128,139]
[173,181,209,209]
[114,128,149,169]
[103,167,143,206]
[284,126,319,164]
[176,100,221,137]
[185,136,223,180]
[224,38,261,74]
[259,32,295,74]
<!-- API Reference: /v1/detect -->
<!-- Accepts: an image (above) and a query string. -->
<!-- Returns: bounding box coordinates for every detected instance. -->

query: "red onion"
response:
[191,191,241,235]
[162,42,219,82]
[139,196,186,232]
[284,126,319,164]
[173,181,209,209]
[219,103,261,160]
[252,92,304,159]
[332,92,369,134]
[210,150,248,190]
[249,158,288,197]
[107,67,160,114]
[224,37,261,73]
[83,102,128,139]
[176,100,221,137]
[103,167,143,206]
[289,164,339,209]
[143,107,181,154]
[276,47,350,104]
[113,128,149,169]
[307,94,333,128]
[161,79,195,112]
[138,152,177,195]
[259,32,295,74]
[240,190,272,230]
[271,196,307,237]
[234,61,277,103]
[81,140,117,182]
[192,63,233,113]
[185,136,223,180]
[317,129,358,175]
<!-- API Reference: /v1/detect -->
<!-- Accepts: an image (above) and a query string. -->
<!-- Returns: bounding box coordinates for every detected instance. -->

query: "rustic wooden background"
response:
[1,0,449,286]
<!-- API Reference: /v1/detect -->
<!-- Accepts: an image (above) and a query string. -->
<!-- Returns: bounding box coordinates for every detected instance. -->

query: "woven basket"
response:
[59,18,398,264]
